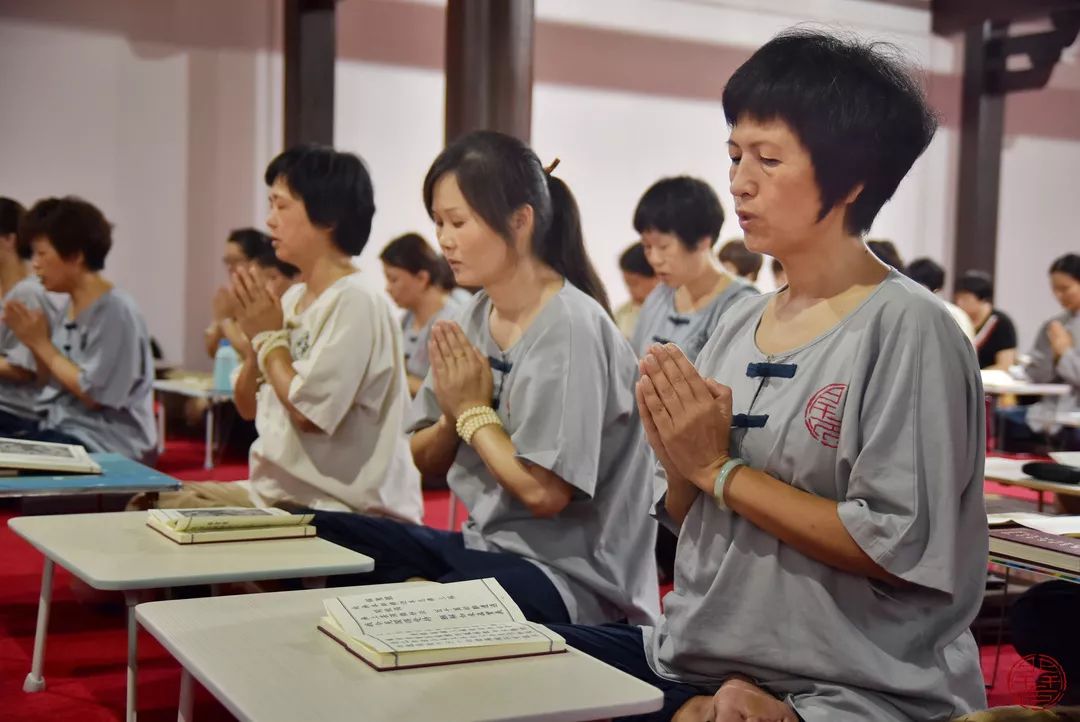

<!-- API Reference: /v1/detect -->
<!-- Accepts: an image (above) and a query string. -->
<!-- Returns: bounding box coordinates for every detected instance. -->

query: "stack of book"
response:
[146,507,316,544]
[319,578,566,670]
[988,514,1080,579]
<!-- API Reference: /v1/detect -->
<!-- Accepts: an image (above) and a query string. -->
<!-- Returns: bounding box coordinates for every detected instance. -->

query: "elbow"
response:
[290,411,321,434]
[522,486,572,519]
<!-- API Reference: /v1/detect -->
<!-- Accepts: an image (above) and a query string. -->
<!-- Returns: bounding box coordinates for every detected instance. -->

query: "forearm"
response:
[220,319,253,361]
[1056,348,1080,386]
[469,425,572,517]
[262,347,320,433]
[721,466,903,585]
[664,471,701,527]
[232,357,260,420]
[29,341,99,408]
[0,358,34,383]
[204,323,224,359]
[410,415,460,475]
[992,348,1017,370]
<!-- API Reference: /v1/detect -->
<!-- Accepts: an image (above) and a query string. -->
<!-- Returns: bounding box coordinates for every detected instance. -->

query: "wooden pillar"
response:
[953,20,1006,279]
[444,0,535,143]
[284,0,336,147]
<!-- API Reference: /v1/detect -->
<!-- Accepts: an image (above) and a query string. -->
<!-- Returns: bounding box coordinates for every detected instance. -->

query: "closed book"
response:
[318,578,566,671]
[148,507,314,531]
[146,515,316,544]
[0,437,101,474]
[989,527,1080,573]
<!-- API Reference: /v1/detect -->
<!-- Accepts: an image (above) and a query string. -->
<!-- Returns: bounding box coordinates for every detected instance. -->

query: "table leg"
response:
[448,493,458,531]
[178,667,195,722]
[125,591,141,722]
[988,566,1011,689]
[1038,491,1045,513]
[23,558,54,692]
[203,403,214,470]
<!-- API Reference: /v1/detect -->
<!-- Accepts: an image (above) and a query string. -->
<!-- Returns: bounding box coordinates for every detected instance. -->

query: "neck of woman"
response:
[780,232,888,306]
[678,257,731,311]
[486,256,563,325]
[302,251,356,299]
[0,256,29,297]
[411,287,448,328]
[69,272,112,318]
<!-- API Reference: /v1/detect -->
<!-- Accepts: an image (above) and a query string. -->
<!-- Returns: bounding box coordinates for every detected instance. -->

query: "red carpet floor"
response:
[0,441,1050,719]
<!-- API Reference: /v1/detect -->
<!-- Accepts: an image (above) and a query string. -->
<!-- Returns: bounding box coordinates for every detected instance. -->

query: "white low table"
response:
[137,583,664,722]
[8,511,374,722]
[153,379,233,469]
[984,456,1080,511]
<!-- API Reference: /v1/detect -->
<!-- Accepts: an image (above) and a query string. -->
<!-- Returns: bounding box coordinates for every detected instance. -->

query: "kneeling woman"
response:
[312,131,659,626]
[551,30,988,722]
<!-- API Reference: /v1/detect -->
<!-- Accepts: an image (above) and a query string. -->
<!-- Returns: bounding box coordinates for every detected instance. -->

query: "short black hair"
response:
[905,257,945,292]
[0,197,28,259]
[264,144,375,256]
[1050,253,1080,282]
[227,227,272,261]
[955,270,994,302]
[0,197,26,236]
[619,242,654,277]
[718,239,763,278]
[251,245,300,278]
[867,239,904,269]
[723,29,937,235]
[19,197,113,271]
[633,176,725,251]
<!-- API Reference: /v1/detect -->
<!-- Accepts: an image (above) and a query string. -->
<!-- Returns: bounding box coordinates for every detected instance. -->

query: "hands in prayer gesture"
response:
[428,320,493,421]
[231,265,284,338]
[3,300,50,349]
[1048,320,1074,358]
[636,343,733,493]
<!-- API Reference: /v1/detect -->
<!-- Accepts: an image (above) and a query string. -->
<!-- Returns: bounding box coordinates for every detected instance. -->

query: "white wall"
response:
[1,0,1076,365]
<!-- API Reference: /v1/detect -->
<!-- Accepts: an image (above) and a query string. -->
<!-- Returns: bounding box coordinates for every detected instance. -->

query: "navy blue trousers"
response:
[309,511,570,624]
[547,623,711,721]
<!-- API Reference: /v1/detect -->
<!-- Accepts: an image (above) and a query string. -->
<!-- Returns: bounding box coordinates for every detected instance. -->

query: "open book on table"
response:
[0,437,102,475]
[146,507,315,544]
[318,578,566,670]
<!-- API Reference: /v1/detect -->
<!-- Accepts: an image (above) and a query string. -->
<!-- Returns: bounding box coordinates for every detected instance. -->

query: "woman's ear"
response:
[418,269,431,288]
[510,204,535,252]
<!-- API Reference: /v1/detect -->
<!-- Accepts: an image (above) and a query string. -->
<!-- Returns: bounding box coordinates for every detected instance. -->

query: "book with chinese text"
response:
[318,578,566,670]
[146,507,315,544]
[0,437,101,475]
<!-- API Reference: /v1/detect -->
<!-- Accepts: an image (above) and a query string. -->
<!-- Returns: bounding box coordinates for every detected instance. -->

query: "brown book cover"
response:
[989,526,1080,573]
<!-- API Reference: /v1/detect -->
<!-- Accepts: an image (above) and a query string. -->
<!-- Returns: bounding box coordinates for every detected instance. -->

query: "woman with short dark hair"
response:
[550,29,987,722]
[2,196,157,462]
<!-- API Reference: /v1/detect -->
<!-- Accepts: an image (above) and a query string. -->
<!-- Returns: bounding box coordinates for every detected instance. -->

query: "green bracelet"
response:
[713,457,746,511]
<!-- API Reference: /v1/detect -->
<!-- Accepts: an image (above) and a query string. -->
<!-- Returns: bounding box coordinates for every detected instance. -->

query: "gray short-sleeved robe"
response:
[409,283,660,626]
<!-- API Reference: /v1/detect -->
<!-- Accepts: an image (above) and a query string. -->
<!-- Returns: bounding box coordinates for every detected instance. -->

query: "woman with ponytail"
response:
[310,130,659,626]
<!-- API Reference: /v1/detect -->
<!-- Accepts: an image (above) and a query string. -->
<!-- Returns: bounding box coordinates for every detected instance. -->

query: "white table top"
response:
[153,378,232,401]
[984,456,1080,497]
[137,584,664,722]
[982,381,1072,396]
[8,512,373,590]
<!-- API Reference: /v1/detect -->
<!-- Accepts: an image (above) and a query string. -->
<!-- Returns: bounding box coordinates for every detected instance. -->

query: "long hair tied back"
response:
[422,132,610,315]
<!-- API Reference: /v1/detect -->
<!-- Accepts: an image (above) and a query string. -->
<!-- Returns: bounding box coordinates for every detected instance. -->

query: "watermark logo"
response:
[1008,653,1067,709]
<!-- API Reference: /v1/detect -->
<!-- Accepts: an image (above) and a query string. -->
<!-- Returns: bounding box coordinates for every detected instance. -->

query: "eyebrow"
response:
[727,139,778,149]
